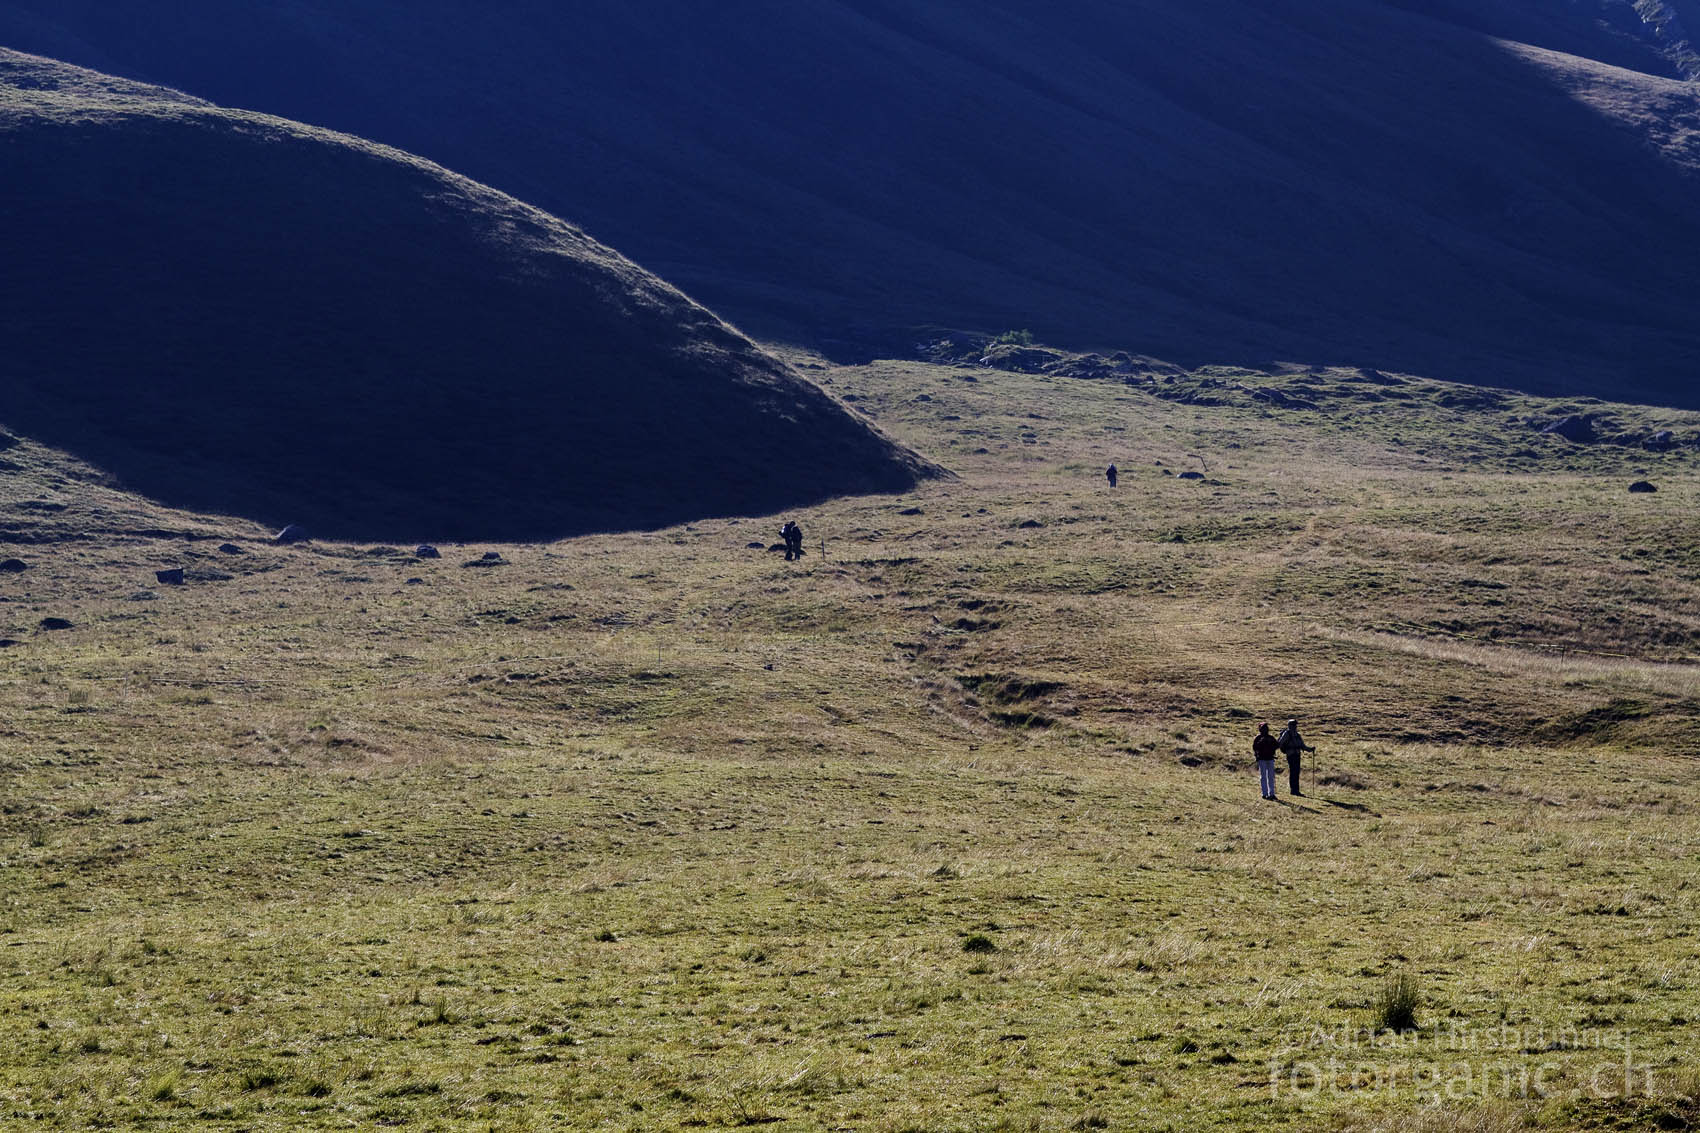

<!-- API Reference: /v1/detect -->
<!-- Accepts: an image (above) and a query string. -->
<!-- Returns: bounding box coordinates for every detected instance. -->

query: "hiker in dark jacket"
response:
[1252,722,1279,800]
[1277,718,1315,796]
[1106,463,1118,488]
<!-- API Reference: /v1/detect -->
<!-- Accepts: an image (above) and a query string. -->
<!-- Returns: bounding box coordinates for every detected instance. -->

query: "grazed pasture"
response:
[2,361,1698,1130]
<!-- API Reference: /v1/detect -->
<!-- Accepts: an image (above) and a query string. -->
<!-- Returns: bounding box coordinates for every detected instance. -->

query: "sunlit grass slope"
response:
[1,358,1698,1129]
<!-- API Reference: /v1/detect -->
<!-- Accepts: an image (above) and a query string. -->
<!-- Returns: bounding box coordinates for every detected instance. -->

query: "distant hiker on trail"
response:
[781,520,804,562]
[1278,718,1315,797]
[1106,463,1118,488]
[1252,722,1279,801]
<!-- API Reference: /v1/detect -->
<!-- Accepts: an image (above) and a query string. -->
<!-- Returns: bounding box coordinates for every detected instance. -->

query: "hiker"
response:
[1105,463,1118,487]
[1252,722,1279,800]
[1278,718,1315,796]
[780,520,804,561]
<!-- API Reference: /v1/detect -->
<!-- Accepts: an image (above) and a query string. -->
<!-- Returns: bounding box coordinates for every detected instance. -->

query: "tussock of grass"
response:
[1372,972,1421,1033]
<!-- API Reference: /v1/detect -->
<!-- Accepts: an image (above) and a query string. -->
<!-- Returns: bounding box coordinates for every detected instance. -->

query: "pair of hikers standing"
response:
[1252,719,1313,800]
[779,520,805,561]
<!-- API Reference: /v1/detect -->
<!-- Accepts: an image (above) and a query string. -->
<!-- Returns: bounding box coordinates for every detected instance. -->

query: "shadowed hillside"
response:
[4,2,1700,402]
[0,51,933,541]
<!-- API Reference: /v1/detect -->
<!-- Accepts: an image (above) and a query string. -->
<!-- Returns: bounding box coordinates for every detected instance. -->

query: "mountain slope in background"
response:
[0,50,932,541]
[3,1,1700,403]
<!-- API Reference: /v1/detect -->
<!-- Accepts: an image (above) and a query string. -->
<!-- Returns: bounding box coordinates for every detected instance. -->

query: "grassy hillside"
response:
[1379,0,1700,78]
[5,2,1700,401]
[0,50,932,542]
[2,354,1698,1129]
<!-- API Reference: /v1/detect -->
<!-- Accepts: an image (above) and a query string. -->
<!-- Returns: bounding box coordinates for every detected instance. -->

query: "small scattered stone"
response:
[38,617,72,631]
[217,543,243,555]
[414,544,441,559]
[1018,519,1042,529]
[461,553,507,568]
[155,568,186,585]
[0,638,18,647]
[405,577,425,585]
[746,541,766,549]
[1178,470,1205,480]
[274,524,310,544]
[0,558,27,573]
[1629,480,1657,493]
[898,506,924,516]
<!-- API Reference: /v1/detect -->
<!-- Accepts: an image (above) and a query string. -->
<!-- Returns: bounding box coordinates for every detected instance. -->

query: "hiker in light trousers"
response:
[1252,722,1279,800]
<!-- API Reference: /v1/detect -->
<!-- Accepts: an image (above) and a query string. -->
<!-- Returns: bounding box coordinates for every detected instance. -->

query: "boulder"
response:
[1178,470,1205,480]
[217,543,244,554]
[461,552,506,567]
[916,331,991,364]
[1629,480,1657,493]
[414,544,441,559]
[38,617,72,630]
[0,558,27,573]
[976,344,1068,373]
[274,524,310,544]
[1540,415,1595,443]
[155,568,186,585]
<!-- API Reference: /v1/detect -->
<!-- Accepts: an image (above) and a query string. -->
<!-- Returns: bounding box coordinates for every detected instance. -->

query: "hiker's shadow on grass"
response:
[1319,796,1380,816]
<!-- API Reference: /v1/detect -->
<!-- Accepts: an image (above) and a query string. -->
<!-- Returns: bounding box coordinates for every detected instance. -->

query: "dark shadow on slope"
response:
[3,3,1700,400]
[0,53,935,541]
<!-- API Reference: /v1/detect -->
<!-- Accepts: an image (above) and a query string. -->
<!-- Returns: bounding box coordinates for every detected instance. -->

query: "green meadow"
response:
[2,359,1698,1130]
